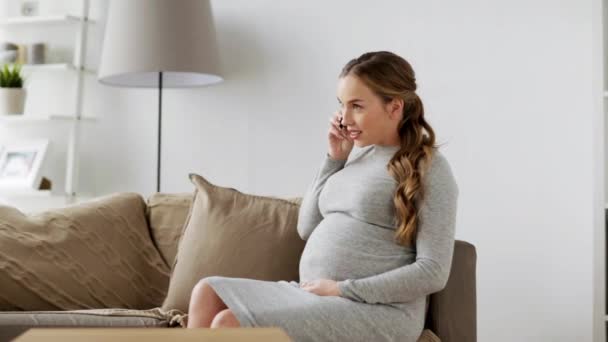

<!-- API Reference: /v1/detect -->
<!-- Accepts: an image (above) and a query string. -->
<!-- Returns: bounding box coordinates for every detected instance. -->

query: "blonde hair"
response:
[339,51,439,248]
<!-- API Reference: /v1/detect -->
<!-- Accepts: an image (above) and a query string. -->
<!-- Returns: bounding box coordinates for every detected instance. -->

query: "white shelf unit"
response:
[1,189,51,196]
[20,63,96,74]
[0,0,95,208]
[22,63,72,70]
[0,114,96,123]
[0,189,94,214]
[0,14,95,26]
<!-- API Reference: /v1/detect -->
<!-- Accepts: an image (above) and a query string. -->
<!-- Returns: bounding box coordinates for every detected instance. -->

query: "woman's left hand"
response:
[299,279,342,297]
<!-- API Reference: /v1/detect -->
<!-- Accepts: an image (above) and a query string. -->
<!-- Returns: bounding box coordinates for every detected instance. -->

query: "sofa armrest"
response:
[426,239,477,342]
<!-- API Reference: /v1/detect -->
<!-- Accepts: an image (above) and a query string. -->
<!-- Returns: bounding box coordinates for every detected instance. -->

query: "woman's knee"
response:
[190,279,207,303]
[191,279,209,296]
[210,309,240,328]
[189,278,226,309]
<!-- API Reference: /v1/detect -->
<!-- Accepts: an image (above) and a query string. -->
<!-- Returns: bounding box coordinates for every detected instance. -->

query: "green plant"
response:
[0,64,23,88]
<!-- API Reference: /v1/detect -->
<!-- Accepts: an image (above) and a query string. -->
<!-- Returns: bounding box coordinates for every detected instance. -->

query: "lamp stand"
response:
[157,71,163,193]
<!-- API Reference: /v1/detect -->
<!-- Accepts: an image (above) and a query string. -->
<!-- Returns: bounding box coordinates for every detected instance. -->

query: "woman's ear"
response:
[388,98,404,120]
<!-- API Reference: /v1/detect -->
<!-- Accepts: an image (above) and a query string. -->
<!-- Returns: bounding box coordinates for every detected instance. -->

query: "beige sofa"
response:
[0,192,476,342]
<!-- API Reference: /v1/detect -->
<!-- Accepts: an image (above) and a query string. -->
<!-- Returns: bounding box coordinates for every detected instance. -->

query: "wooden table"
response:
[14,328,293,342]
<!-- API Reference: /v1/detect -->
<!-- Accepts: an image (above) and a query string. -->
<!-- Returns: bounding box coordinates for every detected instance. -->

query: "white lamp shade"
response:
[98,0,223,88]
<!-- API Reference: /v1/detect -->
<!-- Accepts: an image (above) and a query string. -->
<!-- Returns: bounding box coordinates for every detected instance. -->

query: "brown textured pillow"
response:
[161,174,305,313]
[145,194,303,272]
[0,193,171,311]
[146,192,193,268]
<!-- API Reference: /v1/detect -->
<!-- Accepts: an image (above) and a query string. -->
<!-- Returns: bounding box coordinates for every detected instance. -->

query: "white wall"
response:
[0,0,598,340]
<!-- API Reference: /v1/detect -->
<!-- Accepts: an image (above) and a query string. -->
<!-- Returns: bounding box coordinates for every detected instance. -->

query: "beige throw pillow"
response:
[161,173,305,312]
[0,193,171,311]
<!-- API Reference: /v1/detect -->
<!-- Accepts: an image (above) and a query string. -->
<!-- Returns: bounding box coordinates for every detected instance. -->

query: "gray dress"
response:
[204,144,459,342]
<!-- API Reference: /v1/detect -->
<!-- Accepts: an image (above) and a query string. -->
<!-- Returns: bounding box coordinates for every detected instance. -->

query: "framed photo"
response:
[0,140,49,191]
[20,1,39,16]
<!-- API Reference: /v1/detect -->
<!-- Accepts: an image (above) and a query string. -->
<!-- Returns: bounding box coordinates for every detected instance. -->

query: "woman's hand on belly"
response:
[299,279,342,297]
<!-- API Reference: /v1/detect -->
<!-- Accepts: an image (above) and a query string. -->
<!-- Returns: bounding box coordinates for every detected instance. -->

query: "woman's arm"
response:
[336,154,459,304]
[296,153,347,240]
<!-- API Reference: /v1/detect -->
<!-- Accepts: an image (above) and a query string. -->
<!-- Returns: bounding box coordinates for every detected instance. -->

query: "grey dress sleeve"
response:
[296,153,347,241]
[336,154,459,304]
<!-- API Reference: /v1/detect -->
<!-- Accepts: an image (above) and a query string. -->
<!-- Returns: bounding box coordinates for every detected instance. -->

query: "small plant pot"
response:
[0,87,26,115]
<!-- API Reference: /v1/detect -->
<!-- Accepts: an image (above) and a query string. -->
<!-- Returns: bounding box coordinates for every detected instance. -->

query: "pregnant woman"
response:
[186,51,459,342]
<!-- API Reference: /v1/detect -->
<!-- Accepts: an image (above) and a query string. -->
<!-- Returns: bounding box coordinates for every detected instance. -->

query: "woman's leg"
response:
[210,308,241,328]
[187,279,228,328]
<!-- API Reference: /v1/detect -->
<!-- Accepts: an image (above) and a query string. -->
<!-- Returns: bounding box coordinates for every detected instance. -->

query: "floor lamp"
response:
[97,0,223,193]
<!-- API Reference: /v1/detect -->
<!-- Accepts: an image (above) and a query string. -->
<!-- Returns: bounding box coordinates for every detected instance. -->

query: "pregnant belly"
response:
[298,213,415,283]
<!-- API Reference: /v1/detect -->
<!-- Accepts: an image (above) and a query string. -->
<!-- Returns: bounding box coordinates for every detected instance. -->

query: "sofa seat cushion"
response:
[0,307,184,341]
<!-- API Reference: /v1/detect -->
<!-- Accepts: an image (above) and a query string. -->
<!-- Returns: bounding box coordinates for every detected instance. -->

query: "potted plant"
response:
[0,63,25,115]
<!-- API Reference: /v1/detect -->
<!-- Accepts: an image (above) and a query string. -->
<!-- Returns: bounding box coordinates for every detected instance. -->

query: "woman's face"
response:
[336,74,402,147]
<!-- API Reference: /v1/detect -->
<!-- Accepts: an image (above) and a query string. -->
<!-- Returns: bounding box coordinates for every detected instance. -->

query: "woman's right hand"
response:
[327,111,354,161]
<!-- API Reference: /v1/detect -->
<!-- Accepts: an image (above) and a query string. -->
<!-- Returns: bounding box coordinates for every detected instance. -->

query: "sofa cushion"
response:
[161,174,306,312]
[0,308,183,341]
[146,192,193,268]
[0,193,171,311]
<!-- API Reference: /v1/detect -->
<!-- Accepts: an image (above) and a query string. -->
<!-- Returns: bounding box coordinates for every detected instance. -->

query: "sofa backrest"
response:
[426,240,477,342]
[146,193,193,268]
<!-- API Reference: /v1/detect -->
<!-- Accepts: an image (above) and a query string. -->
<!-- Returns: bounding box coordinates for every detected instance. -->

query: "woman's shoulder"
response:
[429,149,449,168]
[425,149,459,195]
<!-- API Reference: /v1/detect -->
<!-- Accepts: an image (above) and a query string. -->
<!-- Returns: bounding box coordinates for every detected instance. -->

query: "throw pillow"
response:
[0,193,171,311]
[161,173,305,312]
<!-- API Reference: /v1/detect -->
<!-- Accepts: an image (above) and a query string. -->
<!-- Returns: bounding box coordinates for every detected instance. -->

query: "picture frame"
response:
[20,1,39,16]
[0,140,49,192]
